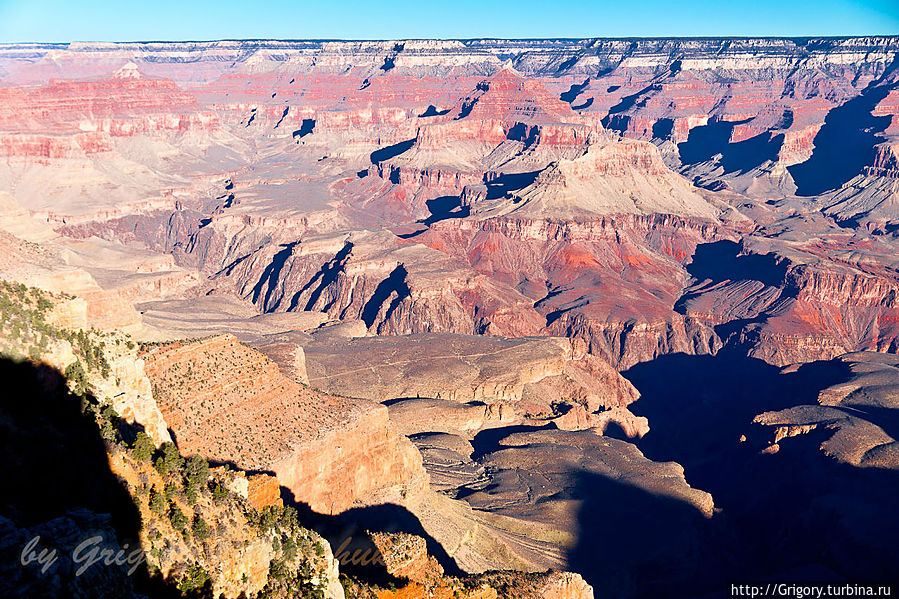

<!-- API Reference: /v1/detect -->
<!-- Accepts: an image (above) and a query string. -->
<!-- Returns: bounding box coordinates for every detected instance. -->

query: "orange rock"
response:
[246,474,283,511]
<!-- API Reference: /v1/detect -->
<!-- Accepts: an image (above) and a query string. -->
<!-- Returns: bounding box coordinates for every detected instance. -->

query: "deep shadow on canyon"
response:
[289,350,899,598]
[677,118,785,175]
[0,358,189,598]
[284,491,463,585]
[595,351,899,598]
[0,357,441,595]
[4,353,899,599]
[787,85,893,196]
[683,240,788,289]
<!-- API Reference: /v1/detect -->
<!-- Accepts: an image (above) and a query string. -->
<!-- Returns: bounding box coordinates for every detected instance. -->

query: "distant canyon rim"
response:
[1,37,899,598]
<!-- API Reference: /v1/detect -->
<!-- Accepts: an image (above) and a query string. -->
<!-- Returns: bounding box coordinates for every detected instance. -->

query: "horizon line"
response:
[3,34,899,45]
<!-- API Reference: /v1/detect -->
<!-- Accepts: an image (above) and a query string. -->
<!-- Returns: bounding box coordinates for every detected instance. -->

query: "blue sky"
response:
[0,0,896,42]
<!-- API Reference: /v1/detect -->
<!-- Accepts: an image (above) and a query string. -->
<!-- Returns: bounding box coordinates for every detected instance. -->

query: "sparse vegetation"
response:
[132,431,155,462]
[0,280,111,390]
[169,502,188,532]
[154,442,184,476]
[185,454,210,492]
[211,482,229,502]
[149,486,166,515]
[0,279,357,597]
[191,514,210,541]
[176,564,211,593]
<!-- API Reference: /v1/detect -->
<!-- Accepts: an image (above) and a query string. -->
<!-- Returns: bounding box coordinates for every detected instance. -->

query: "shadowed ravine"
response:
[788,85,893,196]
[611,352,899,596]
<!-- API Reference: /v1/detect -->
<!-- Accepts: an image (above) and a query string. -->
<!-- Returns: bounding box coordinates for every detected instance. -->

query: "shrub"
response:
[192,515,210,541]
[184,455,210,490]
[177,565,210,593]
[165,481,180,499]
[282,536,297,561]
[99,419,117,443]
[169,503,188,532]
[149,488,166,515]
[100,405,119,424]
[259,506,280,532]
[132,432,155,462]
[36,295,53,313]
[211,484,229,503]
[269,560,289,581]
[65,361,88,396]
[185,483,198,505]
[154,442,184,476]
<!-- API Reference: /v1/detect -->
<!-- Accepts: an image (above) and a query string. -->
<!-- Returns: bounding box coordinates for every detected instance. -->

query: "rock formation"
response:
[141,335,429,514]
[753,351,899,468]
[4,38,895,366]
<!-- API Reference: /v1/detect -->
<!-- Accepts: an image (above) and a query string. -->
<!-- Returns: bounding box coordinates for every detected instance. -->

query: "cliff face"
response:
[93,341,172,445]
[108,450,345,599]
[3,36,899,599]
[745,353,899,580]
[270,402,428,513]
[141,335,428,514]
[416,214,726,368]
[77,208,726,368]
[362,531,595,599]
[303,332,639,410]
[0,284,348,598]
[0,69,217,160]
[0,280,171,445]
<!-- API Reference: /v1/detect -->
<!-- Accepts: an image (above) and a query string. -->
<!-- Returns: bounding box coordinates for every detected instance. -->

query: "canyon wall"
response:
[141,335,429,514]
[2,37,896,369]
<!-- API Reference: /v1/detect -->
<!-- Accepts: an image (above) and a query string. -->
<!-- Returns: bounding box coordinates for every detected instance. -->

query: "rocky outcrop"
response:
[753,352,899,468]
[402,427,714,595]
[419,214,725,368]
[9,267,143,331]
[5,37,895,370]
[740,353,899,581]
[0,317,346,599]
[366,531,595,599]
[0,280,171,445]
[141,335,428,514]
[2,36,899,599]
[270,401,428,513]
[108,449,345,599]
[95,339,172,445]
[0,70,217,160]
[303,331,638,410]
[482,138,719,219]
[136,333,608,584]
[535,572,596,599]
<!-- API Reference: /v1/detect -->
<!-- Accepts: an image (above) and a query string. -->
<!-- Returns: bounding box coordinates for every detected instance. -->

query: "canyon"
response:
[1,36,898,598]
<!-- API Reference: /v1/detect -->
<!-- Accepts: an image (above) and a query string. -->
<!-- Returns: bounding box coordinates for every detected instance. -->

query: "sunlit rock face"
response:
[141,334,429,514]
